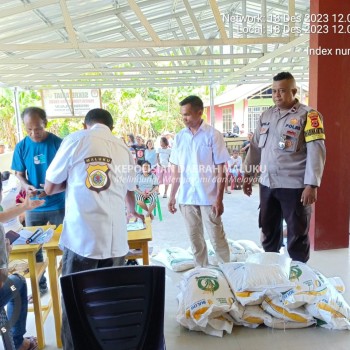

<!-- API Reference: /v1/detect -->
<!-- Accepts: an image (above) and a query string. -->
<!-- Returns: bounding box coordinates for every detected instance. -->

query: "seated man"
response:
[227,150,243,190]
[135,161,159,220]
[0,175,44,350]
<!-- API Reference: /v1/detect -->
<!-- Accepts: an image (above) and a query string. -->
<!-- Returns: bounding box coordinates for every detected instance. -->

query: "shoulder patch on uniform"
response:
[304,110,325,142]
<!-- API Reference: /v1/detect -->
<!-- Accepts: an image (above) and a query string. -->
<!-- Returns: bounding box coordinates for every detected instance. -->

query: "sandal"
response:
[20,336,38,350]
[225,190,231,194]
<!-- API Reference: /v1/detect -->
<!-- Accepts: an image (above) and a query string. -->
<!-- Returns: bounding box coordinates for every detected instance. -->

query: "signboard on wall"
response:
[42,89,101,118]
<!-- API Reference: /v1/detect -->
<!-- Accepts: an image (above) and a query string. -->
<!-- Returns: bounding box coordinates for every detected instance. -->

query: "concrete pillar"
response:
[309,0,350,249]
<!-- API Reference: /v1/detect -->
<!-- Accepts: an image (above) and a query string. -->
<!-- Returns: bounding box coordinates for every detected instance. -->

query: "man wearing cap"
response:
[243,72,326,263]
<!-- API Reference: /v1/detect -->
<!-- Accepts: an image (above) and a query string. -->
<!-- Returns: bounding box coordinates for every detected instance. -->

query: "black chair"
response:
[0,307,16,350]
[61,266,166,350]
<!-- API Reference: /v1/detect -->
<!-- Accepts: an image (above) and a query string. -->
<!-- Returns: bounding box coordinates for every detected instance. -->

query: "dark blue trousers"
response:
[259,184,311,263]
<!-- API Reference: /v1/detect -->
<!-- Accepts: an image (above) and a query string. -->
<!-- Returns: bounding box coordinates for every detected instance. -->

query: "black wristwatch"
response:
[308,185,318,189]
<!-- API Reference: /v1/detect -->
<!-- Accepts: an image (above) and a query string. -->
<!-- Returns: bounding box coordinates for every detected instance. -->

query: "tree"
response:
[1,84,215,149]
[0,88,41,149]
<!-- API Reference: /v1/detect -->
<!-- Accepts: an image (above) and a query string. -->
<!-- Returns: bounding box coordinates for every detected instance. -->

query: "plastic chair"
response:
[60,266,166,350]
[0,307,16,350]
[136,196,163,221]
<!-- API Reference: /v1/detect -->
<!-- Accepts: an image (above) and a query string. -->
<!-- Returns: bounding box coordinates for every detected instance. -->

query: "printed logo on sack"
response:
[196,276,219,294]
[84,157,112,193]
[289,266,302,281]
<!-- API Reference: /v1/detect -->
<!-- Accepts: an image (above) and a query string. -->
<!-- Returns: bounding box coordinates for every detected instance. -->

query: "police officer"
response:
[243,72,326,262]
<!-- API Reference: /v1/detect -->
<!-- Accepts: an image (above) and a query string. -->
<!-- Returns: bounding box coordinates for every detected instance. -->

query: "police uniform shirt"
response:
[245,100,326,188]
[46,124,136,259]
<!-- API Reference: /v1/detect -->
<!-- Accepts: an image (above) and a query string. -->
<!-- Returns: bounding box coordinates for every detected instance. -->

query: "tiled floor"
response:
[4,186,349,350]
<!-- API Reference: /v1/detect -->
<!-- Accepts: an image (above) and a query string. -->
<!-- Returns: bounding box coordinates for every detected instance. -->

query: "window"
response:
[248,106,269,132]
[222,107,232,133]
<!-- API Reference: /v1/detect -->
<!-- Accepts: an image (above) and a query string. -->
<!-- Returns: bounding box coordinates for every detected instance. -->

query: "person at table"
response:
[11,107,65,299]
[44,108,144,350]
[227,149,243,190]
[1,175,44,350]
[135,161,159,220]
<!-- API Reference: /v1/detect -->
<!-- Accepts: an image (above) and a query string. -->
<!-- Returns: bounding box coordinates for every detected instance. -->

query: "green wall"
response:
[248,98,273,107]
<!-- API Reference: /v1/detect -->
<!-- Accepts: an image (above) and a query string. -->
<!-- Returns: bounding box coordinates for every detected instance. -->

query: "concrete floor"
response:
[4,186,349,350]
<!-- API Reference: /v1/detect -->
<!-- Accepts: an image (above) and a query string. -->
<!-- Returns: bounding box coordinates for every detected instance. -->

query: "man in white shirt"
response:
[168,96,230,266]
[44,108,143,349]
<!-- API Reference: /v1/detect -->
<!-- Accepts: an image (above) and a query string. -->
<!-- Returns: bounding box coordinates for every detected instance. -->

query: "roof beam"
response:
[3,76,310,90]
[1,73,237,82]
[0,0,59,18]
[0,53,263,64]
[209,0,228,40]
[0,36,292,51]
[0,61,308,74]
[182,0,212,54]
[0,0,234,42]
[289,0,296,41]
[59,0,78,48]
[0,65,242,74]
[0,51,307,65]
[127,0,161,45]
[18,82,216,88]
[2,79,222,88]
[175,17,196,56]
[1,69,309,86]
[182,0,206,41]
[219,34,309,85]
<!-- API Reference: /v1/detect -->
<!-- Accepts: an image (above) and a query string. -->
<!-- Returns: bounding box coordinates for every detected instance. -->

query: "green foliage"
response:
[0,88,41,149]
[47,118,83,138]
[0,84,220,148]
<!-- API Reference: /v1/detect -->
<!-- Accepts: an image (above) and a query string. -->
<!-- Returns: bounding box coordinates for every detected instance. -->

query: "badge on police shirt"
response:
[284,135,296,150]
[278,136,286,149]
[304,111,325,143]
[84,156,112,193]
[279,134,297,151]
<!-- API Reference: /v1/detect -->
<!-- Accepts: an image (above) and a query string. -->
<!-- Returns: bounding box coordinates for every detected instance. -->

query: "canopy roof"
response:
[0,0,310,89]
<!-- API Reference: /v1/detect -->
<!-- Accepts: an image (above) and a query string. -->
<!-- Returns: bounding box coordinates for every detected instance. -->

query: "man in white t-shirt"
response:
[44,108,143,349]
[168,96,230,266]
